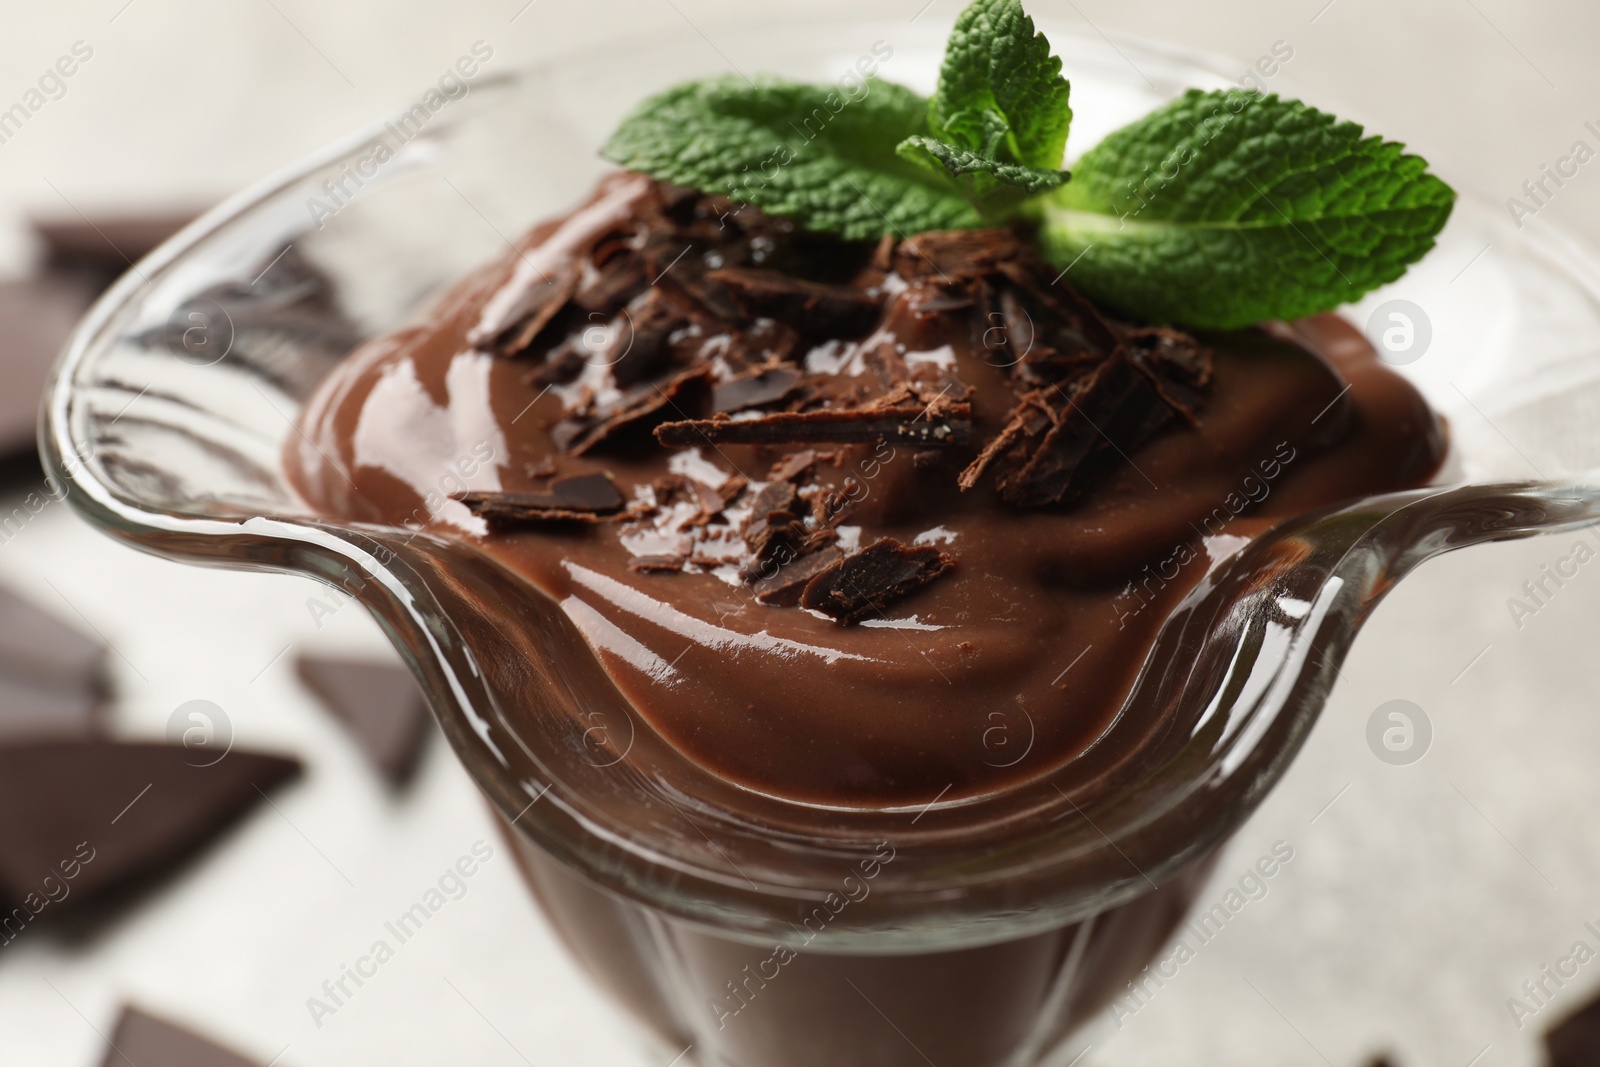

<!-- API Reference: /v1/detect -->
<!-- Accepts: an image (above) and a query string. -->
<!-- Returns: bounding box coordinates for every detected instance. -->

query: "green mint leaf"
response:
[1039,89,1456,328]
[602,75,980,240]
[896,134,1065,218]
[928,0,1072,170]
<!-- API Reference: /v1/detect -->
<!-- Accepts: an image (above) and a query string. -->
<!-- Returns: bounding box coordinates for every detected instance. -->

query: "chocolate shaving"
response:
[799,538,957,624]
[629,554,688,574]
[895,229,1034,281]
[707,267,881,337]
[752,546,844,606]
[455,473,624,525]
[656,399,971,449]
[1122,326,1213,425]
[768,449,817,484]
[560,366,712,455]
[994,352,1178,507]
[713,364,802,413]
[451,182,1223,622]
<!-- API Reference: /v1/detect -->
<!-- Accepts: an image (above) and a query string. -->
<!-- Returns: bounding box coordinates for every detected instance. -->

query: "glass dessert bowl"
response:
[41,16,1600,1067]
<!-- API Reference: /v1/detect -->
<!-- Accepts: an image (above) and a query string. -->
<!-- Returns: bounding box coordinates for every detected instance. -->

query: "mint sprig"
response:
[1040,90,1457,328]
[601,0,1455,328]
[895,0,1072,215]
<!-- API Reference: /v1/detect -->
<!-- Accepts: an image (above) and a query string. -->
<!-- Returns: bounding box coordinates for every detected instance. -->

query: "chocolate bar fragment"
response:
[296,654,430,786]
[1548,989,1600,1067]
[456,473,625,525]
[33,211,199,281]
[98,1006,266,1067]
[0,275,98,463]
[0,742,300,923]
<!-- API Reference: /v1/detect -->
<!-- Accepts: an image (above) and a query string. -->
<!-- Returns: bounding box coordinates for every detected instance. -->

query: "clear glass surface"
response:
[38,15,1600,1065]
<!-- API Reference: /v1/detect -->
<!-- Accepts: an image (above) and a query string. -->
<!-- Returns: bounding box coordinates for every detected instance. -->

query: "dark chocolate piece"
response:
[706,267,881,337]
[456,473,624,526]
[0,276,98,460]
[656,401,971,449]
[0,742,299,923]
[752,546,844,606]
[712,365,802,413]
[33,211,200,279]
[0,673,102,743]
[296,655,430,786]
[1547,989,1600,1067]
[0,584,107,697]
[799,537,957,624]
[99,1006,265,1067]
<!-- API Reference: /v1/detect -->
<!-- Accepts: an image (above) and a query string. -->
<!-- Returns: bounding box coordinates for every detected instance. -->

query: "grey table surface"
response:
[2,1,1599,1065]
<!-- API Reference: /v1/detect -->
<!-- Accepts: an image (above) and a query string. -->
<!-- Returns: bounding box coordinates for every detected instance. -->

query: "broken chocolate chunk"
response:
[799,538,957,624]
[573,241,647,313]
[743,481,799,528]
[456,473,625,525]
[740,481,806,579]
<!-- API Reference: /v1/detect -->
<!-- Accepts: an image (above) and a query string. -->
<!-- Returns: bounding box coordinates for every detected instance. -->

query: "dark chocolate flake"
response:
[456,473,624,525]
[629,554,688,574]
[656,401,971,449]
[707,266,882,337]
[712,364,802,413]
[996,351,1175,507]
[799,537,957,625]
[561,366,712,456]
[768,449,817,484]
[752,546,844,606]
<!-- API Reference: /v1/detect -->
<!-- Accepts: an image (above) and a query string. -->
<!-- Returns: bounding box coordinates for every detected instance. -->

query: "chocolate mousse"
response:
[287,174,1445,808]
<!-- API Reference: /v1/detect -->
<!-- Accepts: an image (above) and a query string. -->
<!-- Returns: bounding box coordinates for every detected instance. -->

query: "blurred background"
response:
[3,1,1600,1065]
